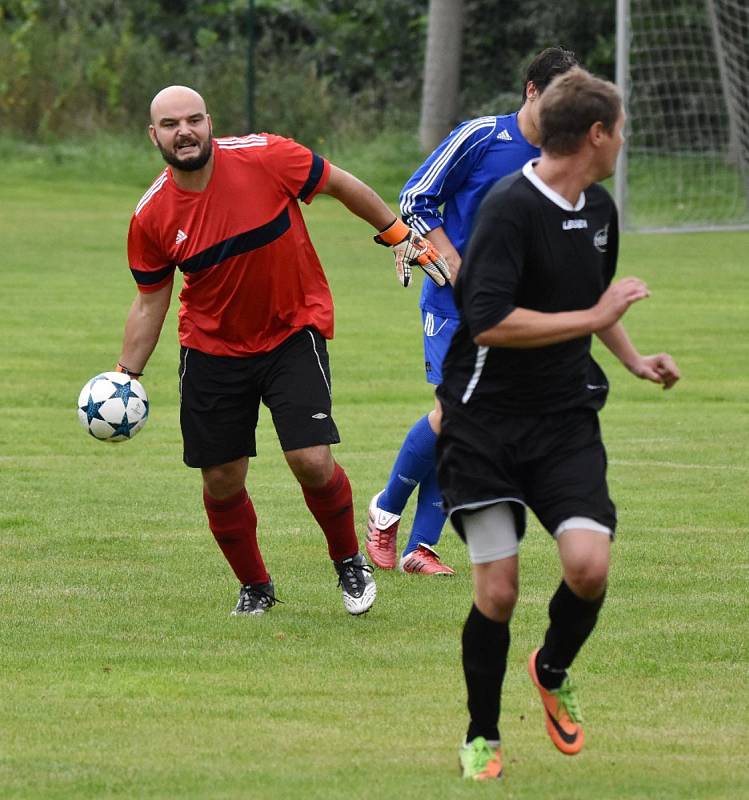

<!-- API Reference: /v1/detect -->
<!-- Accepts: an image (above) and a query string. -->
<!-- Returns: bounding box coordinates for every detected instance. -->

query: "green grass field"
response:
[1,139,748,799]
[627,153,749,231]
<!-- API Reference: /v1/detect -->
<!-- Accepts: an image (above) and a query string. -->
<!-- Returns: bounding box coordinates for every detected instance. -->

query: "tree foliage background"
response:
[0,0,615,144]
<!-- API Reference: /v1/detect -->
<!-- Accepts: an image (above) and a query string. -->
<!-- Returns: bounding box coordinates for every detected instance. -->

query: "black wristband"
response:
[116,363,144,378]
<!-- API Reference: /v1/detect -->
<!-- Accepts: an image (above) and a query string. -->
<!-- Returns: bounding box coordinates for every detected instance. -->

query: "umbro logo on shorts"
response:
[312,412,328,419]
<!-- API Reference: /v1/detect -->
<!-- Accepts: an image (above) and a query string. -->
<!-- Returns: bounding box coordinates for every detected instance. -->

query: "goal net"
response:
[615,0,749,231]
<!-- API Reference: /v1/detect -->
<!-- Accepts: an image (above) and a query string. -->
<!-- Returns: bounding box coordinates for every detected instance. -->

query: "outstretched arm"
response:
[596,321,680,389]
[117,281,173,377]
[320,165,450,288]
[320,164,396,230]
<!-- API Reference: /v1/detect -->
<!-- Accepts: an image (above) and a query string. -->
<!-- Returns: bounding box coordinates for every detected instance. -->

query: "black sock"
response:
[462,604,510,743]
[536,580,605,690]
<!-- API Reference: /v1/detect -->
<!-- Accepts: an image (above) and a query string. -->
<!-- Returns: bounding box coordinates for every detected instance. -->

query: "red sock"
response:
[203,489,270,585]
[302,463,359,562]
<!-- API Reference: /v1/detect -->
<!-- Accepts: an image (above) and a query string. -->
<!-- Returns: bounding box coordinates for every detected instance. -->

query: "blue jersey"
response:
[400,112,539,318]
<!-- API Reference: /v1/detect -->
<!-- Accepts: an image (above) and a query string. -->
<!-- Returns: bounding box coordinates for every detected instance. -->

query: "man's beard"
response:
[158,136,213,172]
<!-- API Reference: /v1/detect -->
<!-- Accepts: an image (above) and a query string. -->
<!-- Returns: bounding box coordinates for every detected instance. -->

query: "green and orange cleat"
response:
[528,648,585,755]
[459,737,503,780]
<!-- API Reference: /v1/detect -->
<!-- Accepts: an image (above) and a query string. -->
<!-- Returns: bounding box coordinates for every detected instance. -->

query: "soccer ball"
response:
[77,371,149,442]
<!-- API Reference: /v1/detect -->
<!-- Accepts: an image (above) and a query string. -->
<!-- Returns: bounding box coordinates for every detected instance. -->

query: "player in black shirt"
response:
[437,68,680,780]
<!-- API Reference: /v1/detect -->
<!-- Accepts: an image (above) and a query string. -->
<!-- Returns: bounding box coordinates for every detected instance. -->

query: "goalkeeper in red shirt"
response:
[116,85,449,617]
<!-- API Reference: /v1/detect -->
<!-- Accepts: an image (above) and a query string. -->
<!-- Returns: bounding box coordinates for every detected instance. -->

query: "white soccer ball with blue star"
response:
[77,372,149,442]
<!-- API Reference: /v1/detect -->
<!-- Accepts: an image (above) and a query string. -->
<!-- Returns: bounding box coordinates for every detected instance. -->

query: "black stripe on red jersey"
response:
[130,263,175,286]
[177,208,291,274]
[298,152,325,202]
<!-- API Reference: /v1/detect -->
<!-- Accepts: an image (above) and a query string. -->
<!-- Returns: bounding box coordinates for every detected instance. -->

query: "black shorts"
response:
[179,328,340,468]
[436,398,617,539]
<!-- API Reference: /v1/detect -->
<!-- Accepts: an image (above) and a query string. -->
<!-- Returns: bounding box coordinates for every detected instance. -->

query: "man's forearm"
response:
[595,322,640,370]
[118,284,172,373]
[425,227,461,283]
[474,276,652,349]
[474,307,599,349]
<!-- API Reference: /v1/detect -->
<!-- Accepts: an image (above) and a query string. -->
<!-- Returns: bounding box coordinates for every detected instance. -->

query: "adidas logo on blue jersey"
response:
[496,129,513,141]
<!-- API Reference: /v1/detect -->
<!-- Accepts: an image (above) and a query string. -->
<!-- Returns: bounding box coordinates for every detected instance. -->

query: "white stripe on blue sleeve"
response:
[400,116,497,225]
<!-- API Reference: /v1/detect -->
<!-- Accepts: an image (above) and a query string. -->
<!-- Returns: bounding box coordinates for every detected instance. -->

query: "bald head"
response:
[148,85,213,175]
[150,85,207,126]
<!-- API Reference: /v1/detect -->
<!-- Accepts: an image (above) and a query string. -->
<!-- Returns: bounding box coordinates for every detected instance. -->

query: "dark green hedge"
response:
[0,0,615,142]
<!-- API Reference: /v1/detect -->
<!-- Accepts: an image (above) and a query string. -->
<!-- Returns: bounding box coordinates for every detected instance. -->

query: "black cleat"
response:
[231,579,277,616]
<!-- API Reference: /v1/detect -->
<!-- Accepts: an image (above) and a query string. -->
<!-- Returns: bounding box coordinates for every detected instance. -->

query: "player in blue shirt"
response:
[366,47,579,575]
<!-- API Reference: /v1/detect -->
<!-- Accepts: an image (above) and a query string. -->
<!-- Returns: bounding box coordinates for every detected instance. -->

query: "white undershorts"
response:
[463,503,612,565]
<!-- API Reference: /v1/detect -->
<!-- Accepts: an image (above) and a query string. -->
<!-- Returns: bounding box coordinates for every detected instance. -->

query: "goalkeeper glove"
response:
[374,219,451,288]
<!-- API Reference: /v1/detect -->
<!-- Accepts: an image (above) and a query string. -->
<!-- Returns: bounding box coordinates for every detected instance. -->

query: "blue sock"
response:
[379,415,437,516]
[402,466,447,556]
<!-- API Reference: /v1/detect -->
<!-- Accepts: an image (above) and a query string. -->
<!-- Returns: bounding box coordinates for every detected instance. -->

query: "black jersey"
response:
[438,160,619,415]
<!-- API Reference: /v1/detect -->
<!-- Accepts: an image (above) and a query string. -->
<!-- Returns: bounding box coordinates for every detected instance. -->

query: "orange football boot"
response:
[528,648,585,755]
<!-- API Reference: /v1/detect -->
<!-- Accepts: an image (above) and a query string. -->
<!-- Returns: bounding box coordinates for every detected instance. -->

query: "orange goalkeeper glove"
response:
[374,219,451,288]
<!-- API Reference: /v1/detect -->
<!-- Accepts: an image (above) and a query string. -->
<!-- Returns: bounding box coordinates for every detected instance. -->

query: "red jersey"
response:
[128,134,332,356]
